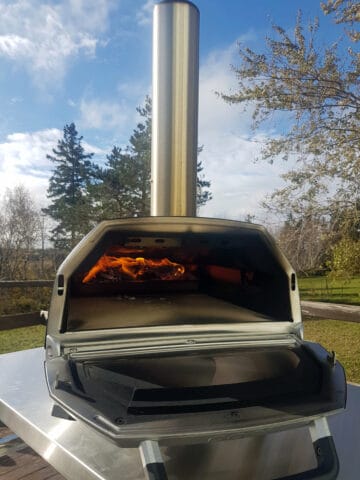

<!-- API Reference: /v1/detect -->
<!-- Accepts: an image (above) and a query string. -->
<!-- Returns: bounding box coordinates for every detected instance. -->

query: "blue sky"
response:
[0,0,341,225]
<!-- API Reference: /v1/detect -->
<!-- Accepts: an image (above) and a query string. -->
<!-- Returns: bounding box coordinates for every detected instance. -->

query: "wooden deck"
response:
[0,425,65,480]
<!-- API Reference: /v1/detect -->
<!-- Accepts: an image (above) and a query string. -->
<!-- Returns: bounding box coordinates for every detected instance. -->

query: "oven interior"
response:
[63,229,293,331]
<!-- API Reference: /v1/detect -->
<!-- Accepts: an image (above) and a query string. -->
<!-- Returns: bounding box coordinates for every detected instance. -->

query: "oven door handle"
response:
[274,418,339,480]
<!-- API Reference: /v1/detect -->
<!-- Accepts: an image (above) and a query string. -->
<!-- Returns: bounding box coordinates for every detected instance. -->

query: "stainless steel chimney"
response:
[151,0,200,217]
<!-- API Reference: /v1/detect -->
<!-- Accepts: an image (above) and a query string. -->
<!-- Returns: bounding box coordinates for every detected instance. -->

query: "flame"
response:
[82,255,185,283]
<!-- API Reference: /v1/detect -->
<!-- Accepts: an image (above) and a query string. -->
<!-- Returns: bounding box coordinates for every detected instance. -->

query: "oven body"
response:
[45,217,346,447]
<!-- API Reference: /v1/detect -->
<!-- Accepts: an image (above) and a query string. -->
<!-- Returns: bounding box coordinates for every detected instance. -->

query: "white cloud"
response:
[0,129,61,174]
[117,81,150,102]
[0,128,104,207]
[136,0,155,26]
[199,38,256,137]
[0,0,114,87]
[79,98,132,131]
[0,129,61,206]
[66,0,115,32]
[82,141,107,156]
[0,34,32,58]
[197,39,289,222]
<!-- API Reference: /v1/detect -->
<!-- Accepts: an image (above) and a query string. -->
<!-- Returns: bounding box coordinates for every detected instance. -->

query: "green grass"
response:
[1,321,359,384]
[299,276,360,305]
[304,319,360,384]
[0,325,46,355]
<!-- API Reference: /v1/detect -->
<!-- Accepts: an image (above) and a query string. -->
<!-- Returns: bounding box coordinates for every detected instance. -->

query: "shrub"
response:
[329,238,360,280]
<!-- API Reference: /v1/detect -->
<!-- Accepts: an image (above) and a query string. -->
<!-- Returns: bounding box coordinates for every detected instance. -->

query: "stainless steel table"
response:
[0,348,358,480]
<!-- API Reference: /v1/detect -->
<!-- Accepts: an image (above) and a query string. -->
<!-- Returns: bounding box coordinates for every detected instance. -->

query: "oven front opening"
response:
[64,231,292,331]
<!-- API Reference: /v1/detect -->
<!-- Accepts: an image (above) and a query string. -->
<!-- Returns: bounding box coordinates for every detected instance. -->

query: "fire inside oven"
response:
[65,229,292,331]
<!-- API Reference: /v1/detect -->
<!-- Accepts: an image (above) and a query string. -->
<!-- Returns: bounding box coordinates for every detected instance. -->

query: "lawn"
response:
[304,319,360,384]
[299,276,360,305]
[0,320,359,384]
[0,325,46,355]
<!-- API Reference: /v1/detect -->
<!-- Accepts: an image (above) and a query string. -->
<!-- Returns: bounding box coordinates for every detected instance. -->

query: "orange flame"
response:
[82,255,185,283]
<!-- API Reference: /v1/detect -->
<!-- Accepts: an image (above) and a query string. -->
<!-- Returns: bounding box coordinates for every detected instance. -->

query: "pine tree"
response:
[196,147,213,209]
[98,96,212,219]
[94,97,152,220]
[44,123,95,249]
[94,145,149,219]
[128,97,152,215]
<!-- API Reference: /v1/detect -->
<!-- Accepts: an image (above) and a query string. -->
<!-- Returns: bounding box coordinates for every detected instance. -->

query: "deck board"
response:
[0,426,65,480]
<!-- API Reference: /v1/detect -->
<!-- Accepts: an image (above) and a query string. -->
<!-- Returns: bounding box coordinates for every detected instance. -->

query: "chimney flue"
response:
[151,0,200,217]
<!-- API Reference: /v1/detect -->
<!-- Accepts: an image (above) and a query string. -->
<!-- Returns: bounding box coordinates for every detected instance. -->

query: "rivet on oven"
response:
[114,417,124,425]
[229,411,241,420]
[46,346,54,359]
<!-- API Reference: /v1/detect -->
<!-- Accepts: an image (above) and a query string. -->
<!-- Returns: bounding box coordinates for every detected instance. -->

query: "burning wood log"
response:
[82,255,186,284]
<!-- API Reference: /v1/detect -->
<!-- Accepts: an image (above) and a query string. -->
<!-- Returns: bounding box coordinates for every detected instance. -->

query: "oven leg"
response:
[138,418,338,480]
[139,440,168,480]
[275,417,339,479]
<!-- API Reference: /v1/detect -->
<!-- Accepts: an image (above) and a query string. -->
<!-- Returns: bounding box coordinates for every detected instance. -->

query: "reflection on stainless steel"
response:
[43,422,72,461]
[0,349,358,480]
[151,0,199,216]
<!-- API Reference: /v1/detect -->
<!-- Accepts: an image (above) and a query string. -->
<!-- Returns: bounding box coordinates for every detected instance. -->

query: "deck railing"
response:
[0,280,53,330]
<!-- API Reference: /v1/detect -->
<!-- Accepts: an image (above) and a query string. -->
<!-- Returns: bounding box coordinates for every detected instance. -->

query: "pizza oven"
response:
[45,217,346,449]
